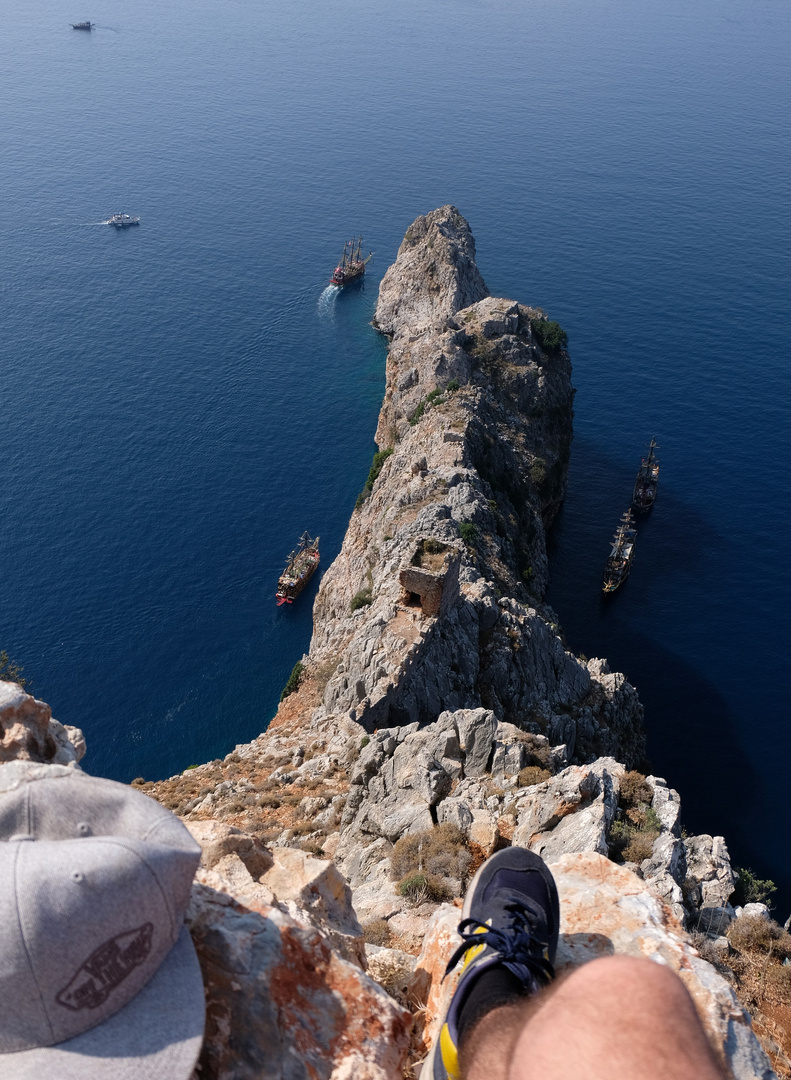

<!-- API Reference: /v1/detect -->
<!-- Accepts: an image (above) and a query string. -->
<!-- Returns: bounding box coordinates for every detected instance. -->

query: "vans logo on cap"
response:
[56,924,154,1011]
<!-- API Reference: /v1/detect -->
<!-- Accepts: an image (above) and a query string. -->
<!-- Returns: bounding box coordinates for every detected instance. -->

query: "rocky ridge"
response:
[4,206,785,1078]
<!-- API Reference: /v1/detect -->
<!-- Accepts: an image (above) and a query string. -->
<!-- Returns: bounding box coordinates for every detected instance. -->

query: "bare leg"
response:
[461,957,727,1080]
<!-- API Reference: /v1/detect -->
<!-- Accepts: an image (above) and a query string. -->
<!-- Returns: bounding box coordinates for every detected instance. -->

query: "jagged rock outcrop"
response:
[0,680,85,765]
[300,205,644,766]
[185,818,411,1079]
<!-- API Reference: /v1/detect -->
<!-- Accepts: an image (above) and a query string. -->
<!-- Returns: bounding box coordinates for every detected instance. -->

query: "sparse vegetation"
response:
[723,914,791,1012]
[458,521,478,545]
[530,318,568,354]
[517,765,551,788]
[350,587,373,612]
[0,650,28,689]
[610,820,658,864]
[390,823,471,885]
[398,871,452,904]
[446,379,460,392]
[619,771,654,808]
[610,771,661,864]
[409,387,445,426]
[363,918,392,947]
[733,867,777,907]
[280,660,305,701]
[355,448,394,509]
[359,735,370,749]
[529,458,548,488]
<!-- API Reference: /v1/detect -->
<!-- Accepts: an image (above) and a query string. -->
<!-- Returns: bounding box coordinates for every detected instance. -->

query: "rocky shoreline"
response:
[3,207,788,1078]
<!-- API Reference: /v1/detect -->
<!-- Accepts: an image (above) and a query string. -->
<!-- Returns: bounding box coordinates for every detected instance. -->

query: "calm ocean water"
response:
[2,0,789,905]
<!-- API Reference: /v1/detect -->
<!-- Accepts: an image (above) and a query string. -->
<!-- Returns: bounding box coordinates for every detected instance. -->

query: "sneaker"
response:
[423,848,560,1080]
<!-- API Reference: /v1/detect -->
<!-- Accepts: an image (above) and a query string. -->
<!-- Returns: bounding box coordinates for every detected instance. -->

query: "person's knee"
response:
[561,955,698,1021]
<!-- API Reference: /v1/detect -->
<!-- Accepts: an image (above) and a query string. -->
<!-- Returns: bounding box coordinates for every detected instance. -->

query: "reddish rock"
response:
[188,882,412,1080]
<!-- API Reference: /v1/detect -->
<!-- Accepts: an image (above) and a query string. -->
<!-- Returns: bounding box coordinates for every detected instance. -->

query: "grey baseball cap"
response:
[0,762,205,1079]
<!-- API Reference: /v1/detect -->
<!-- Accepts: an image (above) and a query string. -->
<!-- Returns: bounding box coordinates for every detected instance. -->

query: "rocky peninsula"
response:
[2,207,788,1079]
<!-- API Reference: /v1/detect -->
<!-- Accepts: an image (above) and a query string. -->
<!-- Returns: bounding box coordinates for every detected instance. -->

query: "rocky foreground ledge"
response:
[4,208,787,1078]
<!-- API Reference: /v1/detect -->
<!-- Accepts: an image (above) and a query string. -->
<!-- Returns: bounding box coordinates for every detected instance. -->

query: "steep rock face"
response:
[372,205,489,339]
[304,206,644,765]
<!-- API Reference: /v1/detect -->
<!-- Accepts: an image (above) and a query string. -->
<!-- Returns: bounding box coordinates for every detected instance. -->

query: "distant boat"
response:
[71,21,93,30]
[330,237,372,286]
[276,532,320,606]
[632,438,660,511]
[107,214,140,228]
[602,509,637,594]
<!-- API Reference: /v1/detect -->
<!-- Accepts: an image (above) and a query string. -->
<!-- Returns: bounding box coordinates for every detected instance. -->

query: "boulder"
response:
[646,775,682,836]
[452,708,496,777]
[186,819,274,879]
[261,846,365,967]
[188,882,411,1080]
[512,762,618,859]
[684,835,736,909]
[0,681,85,766]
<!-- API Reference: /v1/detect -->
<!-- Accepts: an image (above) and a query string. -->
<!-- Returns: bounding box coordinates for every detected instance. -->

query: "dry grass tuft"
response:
[390,823,471,883]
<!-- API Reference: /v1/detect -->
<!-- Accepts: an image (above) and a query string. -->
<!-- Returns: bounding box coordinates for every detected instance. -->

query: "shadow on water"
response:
[546,437,790,913]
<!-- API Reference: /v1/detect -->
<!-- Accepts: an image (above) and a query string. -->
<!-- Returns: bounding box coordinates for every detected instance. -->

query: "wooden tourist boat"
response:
[602,509,637,594]
[632,437,660,511]
[276,532,320,606]
[330,237,373,286]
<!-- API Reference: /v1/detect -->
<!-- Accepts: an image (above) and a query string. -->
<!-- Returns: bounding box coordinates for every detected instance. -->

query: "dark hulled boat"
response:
[71,21,93,29]
[602,509,637,594]
[330,237,372,286]
[276,532,320,606]
[632,438,660,511]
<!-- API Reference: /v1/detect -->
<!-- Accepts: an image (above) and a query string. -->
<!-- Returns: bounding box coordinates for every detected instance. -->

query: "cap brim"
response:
[3,926,205,1080]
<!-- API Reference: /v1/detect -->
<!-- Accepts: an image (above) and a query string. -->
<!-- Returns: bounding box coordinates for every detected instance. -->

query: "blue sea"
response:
[2,0,789,908]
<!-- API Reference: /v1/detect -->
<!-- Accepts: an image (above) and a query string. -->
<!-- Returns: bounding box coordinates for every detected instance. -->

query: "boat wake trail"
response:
[317,285,339,317]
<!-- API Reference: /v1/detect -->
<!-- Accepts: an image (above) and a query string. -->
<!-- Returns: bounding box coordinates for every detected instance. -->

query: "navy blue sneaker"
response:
[423,848,559,1080]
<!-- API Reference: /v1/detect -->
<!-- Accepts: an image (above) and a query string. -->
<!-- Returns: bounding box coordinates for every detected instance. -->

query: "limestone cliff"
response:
[307,205,644,767]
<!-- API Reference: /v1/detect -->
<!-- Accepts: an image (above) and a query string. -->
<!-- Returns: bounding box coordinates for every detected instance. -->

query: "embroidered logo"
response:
[56,924,154,1011]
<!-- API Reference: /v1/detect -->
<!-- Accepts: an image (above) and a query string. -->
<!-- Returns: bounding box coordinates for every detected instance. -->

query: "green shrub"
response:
[458,521,478,545]
[398,872,452,903]
[359,735,370,749]
[350,588,373,612]
[517,765,551,789]
[355,448,393,509]
[530,319,568,354]
[0,650,28,689]
[610,818,659,864]
[422,538,445,555]
[529,458,547,487]
[409,387,445,426]
[446,379,460,392]
[733,867,777,906]
[280,660,305,701]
